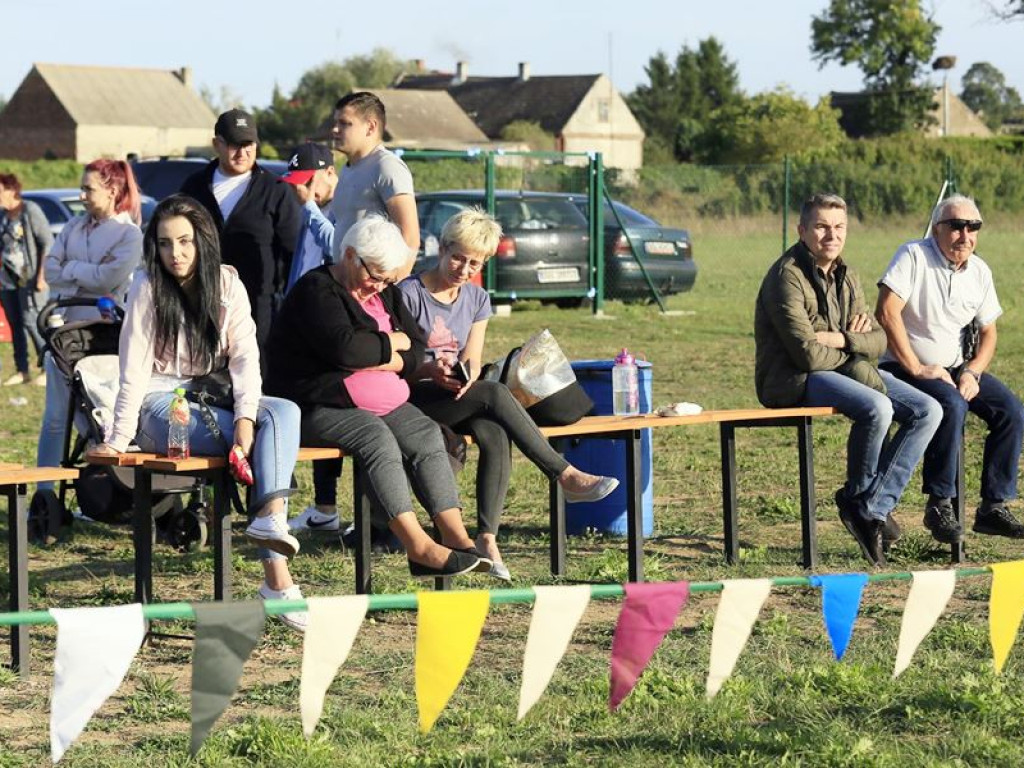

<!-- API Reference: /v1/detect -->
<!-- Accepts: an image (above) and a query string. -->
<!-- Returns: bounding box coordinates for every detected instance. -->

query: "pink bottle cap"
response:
[615,348,635,366]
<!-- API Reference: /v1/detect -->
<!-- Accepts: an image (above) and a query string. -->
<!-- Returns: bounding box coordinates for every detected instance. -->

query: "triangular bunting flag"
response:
[415,590,490,733]
[706,578,772,699]
[609,581,690,711]
[518,585,591,720]
[300,595,369,736]
[809,573,868,660]
[190,601,265,755]
[50,604,146,763]
[893,570,956,678]
[989,560,1024,674]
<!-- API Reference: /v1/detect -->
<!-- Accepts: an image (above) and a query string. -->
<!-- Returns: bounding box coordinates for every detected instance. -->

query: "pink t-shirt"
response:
[343,293,410,415]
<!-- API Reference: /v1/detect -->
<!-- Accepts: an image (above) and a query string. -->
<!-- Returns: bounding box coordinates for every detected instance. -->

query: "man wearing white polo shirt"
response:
[877,194,1024,543]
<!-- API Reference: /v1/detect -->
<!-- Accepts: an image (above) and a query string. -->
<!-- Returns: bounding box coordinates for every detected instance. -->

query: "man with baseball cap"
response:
[279,143,339,292]
[180,108,300,358]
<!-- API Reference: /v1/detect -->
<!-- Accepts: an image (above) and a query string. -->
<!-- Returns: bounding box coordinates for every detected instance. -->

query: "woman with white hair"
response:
[265,216,491,578]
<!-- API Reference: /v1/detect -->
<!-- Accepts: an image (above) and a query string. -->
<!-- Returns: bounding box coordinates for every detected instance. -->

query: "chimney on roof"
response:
[454,61,468,85]
[518,62,530,82]
[175,66,193,89]
[413,58,426,72]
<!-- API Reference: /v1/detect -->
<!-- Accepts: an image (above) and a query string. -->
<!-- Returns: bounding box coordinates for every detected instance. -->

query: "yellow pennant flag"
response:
[989,560,1024,674]
[415,590,490,733]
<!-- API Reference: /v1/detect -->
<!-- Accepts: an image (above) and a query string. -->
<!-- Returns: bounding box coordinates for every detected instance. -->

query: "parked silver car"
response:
[22,189,157,237]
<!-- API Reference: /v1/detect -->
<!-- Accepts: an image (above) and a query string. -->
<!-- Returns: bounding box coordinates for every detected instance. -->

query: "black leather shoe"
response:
[923,497,963,544]
[452,546,494,573]
[836,489,886,566]
[408,550,482,578]
[974,502,1024,538]
[882,513,902,551]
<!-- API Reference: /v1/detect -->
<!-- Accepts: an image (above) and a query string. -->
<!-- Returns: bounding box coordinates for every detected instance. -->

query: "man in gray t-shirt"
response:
[328,92,418,279]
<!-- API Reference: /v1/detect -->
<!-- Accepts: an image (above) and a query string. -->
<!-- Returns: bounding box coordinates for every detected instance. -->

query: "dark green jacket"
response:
[754,242,887,407]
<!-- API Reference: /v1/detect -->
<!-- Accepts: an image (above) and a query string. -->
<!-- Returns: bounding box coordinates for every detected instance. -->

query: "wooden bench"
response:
[2,466,80,678]
[87,407,838,600]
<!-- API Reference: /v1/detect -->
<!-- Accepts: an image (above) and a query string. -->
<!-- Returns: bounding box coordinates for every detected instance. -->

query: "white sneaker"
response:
[288,505,341,532]
[245,512,300,557]
[258,581,308,633]
[2,372,29,386]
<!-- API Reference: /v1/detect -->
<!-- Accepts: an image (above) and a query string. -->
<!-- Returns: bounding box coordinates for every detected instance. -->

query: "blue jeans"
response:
[36,352,84,491]
[136,392,301,561]
[803,369,942,521]
[881,363,1024,501]
[0,286,46,373]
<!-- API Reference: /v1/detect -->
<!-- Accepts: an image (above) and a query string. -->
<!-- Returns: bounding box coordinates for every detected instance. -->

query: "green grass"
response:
[4,218,1024,765]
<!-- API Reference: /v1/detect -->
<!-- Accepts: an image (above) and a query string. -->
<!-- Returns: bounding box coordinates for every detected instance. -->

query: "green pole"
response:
[592,153,605,315]
[0,568,994,627]
[782,156,791,253]
[485,152,497,293]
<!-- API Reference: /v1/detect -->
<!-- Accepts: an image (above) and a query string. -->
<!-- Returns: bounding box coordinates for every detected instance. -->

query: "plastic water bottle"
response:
[167,388,191,459]
[612,348,639,416]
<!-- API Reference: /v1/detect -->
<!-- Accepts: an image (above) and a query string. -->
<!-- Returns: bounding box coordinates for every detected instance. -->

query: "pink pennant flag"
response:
[609,581,690,711]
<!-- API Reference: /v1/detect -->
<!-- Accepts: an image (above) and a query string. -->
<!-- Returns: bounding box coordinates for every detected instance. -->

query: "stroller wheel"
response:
[161,501,209,553]
[28,489,69,547]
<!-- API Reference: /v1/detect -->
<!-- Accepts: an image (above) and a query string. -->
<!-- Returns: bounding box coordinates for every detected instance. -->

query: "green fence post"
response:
[782,155,791,253]
[592,153,605,315]
[485,152,497,293]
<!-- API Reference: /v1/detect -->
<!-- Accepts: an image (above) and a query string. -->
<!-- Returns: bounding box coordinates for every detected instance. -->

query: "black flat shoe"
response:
[452,546,494,573]
[408,550,482,578]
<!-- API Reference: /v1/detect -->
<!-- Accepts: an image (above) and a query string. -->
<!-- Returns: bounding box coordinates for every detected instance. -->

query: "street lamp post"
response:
[932,55,957,137]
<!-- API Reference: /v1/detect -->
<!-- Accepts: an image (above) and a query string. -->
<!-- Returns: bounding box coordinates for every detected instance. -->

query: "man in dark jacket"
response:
[180,109,300,357]
[754,193,941,566]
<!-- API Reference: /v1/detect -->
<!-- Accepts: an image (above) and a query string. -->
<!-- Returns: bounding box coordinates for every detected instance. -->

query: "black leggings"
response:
[411,379,570,534]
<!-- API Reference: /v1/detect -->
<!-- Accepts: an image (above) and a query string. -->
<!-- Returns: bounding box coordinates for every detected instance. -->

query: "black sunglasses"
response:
[358,256,395,286]
[940,218,983,233]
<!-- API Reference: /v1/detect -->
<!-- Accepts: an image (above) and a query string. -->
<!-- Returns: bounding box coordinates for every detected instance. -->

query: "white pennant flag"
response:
[706,579,772,699]
[300,595,369,736]
[50,604,146,763]
[517,585,590,720]
[893,570,956,678]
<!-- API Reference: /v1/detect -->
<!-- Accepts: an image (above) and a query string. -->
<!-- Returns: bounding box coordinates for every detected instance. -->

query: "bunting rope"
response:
[0,566,993,626]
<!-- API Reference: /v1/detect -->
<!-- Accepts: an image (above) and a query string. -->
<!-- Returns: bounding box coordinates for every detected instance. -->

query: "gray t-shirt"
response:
[330,144,414,261]
[398,275,492,362]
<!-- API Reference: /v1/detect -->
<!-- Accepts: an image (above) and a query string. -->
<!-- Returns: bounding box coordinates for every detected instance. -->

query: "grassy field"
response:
[2,217,1024,766]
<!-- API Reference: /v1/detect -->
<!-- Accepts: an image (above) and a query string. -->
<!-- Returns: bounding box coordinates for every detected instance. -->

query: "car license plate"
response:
[644,241,675,255]
[537,267,580,283]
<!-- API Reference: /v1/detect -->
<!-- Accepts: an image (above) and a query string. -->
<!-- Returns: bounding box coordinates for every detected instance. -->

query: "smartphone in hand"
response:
[451,360,470,384]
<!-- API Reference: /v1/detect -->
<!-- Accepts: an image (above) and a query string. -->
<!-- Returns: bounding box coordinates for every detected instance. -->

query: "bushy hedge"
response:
[0,159,83,189]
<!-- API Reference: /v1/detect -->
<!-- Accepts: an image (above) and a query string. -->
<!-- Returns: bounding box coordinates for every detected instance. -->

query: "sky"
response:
[4,0,1021,110]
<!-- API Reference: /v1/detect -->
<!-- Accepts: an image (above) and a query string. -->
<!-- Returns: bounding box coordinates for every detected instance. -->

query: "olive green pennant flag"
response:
[190,601,266,756]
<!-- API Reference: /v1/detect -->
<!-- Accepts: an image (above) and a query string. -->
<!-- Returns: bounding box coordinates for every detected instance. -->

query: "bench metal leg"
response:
[212,473,232,601]
[952,437,966,564]
[353,469,372,595]
[7,485,29,677]
[548,438,566,577]
[132,469,153,604]
[796,417,818,569]
[626,430,644,583]
[720,424,739,565]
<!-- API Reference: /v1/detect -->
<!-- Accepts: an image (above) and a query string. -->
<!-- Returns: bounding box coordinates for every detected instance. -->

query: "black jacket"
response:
[180,161,300,345]
[264,266,426,409]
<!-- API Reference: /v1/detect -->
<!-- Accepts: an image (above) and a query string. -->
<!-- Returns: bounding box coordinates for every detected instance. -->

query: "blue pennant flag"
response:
[809,573,869,660]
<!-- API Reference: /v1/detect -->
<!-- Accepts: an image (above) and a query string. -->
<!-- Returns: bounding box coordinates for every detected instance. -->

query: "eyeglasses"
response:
[940,218,983,233]
[358,256,396,286]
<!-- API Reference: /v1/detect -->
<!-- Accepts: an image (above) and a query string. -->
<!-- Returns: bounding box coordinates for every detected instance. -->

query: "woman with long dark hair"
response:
[89,195,307,632]
[0,172,52,385]
[37,159,143,492]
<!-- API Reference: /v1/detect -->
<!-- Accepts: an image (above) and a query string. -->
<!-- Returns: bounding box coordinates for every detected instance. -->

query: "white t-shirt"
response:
[879,237,1002,367]
[212,168,252,221]
[330,144,414,261]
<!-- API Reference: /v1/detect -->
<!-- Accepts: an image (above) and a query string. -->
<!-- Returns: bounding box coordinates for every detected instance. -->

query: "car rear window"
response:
[25,196,69,225]
[496,198,588,230]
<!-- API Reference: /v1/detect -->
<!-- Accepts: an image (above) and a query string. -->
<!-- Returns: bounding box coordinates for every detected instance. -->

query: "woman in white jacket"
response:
[37,160,143,490]
[89,195,306,632]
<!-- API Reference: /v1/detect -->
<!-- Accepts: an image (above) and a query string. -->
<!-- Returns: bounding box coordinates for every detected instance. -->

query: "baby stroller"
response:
[30,297,209,550]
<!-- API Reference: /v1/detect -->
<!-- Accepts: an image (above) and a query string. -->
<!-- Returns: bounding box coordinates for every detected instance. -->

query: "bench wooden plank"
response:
[87,452,160,467]
[0,462,23,471]
[142,456,227,472]
[0,467,80,485]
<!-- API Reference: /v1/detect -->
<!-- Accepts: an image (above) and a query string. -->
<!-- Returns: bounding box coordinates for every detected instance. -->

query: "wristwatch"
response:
[962,367,981,383]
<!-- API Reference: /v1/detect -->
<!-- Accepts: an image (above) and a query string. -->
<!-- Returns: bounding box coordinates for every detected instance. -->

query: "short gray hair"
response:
[799,193,847,228]
[340,216,409,273]
[930,194,982,232]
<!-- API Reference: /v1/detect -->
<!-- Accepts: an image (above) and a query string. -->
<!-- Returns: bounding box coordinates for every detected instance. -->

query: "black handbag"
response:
[187,368,234,411]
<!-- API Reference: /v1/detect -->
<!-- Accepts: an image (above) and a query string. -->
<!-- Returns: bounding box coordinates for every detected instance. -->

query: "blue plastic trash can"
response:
[564,359,654,536]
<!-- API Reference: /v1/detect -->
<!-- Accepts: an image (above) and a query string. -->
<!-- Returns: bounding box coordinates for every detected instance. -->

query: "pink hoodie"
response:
[107,265,261,452]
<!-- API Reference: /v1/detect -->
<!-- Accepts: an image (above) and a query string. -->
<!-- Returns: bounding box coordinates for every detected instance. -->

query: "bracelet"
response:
[963,367,981,382]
